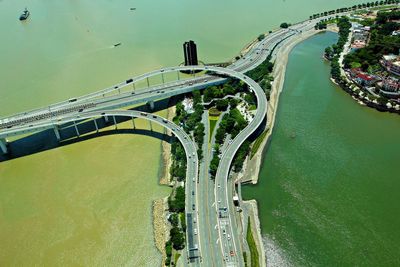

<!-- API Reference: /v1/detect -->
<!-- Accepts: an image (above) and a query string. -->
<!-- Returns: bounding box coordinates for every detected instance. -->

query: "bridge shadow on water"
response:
[0,95,267,163]
[0,98,179,163]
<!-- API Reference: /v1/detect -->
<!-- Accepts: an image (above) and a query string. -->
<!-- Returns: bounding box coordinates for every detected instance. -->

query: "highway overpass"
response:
[0,15,333,266]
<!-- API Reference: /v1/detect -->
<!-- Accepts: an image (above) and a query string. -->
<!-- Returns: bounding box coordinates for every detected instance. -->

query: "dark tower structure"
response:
[183,40,198,66]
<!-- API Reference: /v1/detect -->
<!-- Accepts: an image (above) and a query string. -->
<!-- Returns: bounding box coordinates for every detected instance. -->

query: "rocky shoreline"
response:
[152,104,176,266]
[152,197,169,266]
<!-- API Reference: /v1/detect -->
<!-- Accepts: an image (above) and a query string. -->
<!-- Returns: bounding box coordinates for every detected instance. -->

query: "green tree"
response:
[229,98,239,109]
[169,213,179,227]
[210,156,220,177]
[170,227,185,250]
[216,99,229,111]
[280,22,290,28]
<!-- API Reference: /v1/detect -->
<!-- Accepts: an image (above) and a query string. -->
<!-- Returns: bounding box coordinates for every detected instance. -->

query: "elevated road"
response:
[0,27,295,129]
[214,73,267,266]
[2,109,202,264]
[0,65,266,267]
[0,13,341,130]
[0,14,343,266]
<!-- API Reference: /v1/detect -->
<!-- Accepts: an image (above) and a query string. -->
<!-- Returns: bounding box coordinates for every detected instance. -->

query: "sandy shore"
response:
[239,38,259,57]
[327,24,339,33]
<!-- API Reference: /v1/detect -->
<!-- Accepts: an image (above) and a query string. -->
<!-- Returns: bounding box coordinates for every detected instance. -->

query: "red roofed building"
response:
[356,73,375,86]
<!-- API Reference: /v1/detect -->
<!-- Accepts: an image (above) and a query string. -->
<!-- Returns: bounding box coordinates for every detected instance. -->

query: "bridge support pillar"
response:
[53,125,61,141]
[146,77,150,87]
[177,71,180,80]
[132,118,136,129]
[161,73,165,84]
[0,138,8,154]
[112,116,117,130]
[93,119,99,133]
[148,100,154,110]
[132,83,136,91]
[149,121,153,131]
[73,121,80,137]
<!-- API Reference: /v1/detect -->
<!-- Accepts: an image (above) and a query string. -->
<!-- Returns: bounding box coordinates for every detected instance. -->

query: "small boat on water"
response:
[19,8,30,21]
[114,43,122,47]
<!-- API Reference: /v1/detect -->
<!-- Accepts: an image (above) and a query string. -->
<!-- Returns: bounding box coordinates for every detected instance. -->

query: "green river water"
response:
[0,0,394,266]
[243,32,400,266]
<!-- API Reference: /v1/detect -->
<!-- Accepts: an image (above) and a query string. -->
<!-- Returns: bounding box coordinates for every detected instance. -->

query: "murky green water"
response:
[243,32,400,266]
[0,0,373,266]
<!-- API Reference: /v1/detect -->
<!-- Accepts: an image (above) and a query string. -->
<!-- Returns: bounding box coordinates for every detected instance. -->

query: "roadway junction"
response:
[0,17,330,266]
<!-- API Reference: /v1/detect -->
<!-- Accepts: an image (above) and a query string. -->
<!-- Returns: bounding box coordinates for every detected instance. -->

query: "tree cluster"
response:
[170,226,185,250]
[245,56,274,99]
[232,141,251,174]
[210,109,248,177]
[203,82,245,103]
[170,141,187,182]
[315,21,328,30]
[165,240,173,265]
[324,16,351,80]
[172,90,206,160]
[344,10,400,70]
[165,186,186,260]
[309,1,399,20]
[168,186,185,212]
[280,22,291,28]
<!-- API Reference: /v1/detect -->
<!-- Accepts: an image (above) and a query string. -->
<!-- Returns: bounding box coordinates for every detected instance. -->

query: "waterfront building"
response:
[382,77,400,92]
[351,39,366,49]
[381,54,400,76]
[183,40,198,66]
[351,24,370,49]
[349,68,377,86]
[356,73,376,86]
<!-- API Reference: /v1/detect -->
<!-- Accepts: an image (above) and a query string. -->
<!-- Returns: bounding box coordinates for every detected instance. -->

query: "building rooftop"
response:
[383,54,398,61]
[357,73,374,81]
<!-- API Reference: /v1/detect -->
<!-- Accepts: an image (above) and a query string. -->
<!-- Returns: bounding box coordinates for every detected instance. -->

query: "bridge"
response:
[0,64,267,266]
[0,16,326,266]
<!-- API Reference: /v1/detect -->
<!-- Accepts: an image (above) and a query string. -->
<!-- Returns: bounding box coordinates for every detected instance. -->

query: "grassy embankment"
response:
[250,130,269,159]
[209,108,220,143]
[246,217,260,267]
